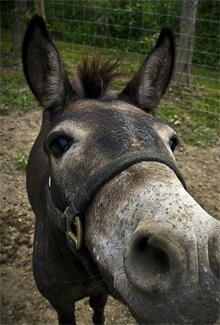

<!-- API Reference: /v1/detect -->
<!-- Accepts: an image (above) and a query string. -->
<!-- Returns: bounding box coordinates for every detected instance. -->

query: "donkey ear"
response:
[118,28,175,114]
[22,15,78,111]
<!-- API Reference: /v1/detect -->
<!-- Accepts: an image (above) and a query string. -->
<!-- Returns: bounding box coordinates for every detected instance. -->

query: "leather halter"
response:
[46,150,186,293]
[46,150,186,251]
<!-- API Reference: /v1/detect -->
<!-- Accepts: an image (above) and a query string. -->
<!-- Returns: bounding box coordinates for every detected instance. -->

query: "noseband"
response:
[46,150,185,292]
[46,150,186,250]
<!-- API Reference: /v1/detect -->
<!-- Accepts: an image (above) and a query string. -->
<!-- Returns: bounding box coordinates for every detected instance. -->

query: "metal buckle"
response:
[65,213,83,250]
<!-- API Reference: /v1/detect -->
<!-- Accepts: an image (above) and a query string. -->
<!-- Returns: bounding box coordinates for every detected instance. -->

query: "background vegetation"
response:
[1,0,219,66]
[0,0,219,147]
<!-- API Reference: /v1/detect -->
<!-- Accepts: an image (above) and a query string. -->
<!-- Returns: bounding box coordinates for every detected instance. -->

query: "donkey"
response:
[22,15,219,325]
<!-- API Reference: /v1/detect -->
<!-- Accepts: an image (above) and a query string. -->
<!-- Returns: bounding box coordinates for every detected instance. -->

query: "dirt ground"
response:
[0,109,219,325]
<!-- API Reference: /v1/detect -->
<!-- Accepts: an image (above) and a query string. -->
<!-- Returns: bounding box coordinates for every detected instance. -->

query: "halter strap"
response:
[46,150,186,293]
[46,150,186,249]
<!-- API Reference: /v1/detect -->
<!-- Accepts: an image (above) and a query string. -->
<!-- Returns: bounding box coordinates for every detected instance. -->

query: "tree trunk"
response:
[35,0,45,20]
[13,0,27,56]
[173,0,199,86]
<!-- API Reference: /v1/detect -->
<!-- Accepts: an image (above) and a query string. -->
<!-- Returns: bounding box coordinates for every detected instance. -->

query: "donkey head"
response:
[23,15,220,324]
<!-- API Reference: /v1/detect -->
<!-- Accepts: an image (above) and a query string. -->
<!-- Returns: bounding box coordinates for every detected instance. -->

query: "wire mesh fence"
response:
[1,0,219,144]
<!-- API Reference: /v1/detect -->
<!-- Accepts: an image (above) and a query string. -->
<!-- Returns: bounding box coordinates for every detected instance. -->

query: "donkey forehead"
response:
[50,99,176,141]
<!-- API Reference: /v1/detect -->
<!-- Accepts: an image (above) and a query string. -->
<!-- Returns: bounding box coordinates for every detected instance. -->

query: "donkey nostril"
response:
[138,237,148,250]
[135,236,171,278]
[124,232,183,294]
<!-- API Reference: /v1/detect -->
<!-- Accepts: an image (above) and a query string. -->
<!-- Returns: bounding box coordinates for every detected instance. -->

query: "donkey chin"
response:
[86,163,220,325]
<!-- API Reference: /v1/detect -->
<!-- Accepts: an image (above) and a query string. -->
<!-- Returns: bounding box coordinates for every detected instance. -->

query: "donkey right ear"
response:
[22,15,78,111]
[118,28,175,115]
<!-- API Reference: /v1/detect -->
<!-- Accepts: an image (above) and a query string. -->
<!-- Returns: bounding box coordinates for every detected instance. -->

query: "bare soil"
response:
[0,109,219,325]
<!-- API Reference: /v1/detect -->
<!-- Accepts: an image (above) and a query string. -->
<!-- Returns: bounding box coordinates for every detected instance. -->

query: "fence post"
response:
[35,0,46,21]
[173,0,199,86]
[13,0,27,56]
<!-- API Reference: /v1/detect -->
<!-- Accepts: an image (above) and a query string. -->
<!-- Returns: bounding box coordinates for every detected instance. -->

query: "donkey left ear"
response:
[118,28,175,115]
[22,15,78,111]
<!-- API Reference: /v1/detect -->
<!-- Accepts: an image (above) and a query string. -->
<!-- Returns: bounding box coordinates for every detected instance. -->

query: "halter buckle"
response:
[65,213,83,250]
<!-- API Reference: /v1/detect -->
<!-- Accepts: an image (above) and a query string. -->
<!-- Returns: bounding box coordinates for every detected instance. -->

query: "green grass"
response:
[1,30,219,147]
[0,67,36,113]
[157,102,219,147]
[15,149,29,170]
[0,30,36,113]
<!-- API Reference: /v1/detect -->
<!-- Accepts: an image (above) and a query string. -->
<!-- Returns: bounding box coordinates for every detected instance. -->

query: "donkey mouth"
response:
[128,290,220,325]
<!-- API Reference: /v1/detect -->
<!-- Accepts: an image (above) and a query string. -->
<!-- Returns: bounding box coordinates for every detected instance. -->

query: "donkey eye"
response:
[49,136,72,157]
[169,136,178,152]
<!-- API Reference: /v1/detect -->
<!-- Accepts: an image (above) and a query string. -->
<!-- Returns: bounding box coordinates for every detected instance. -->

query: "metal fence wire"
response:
[1,0,219,118]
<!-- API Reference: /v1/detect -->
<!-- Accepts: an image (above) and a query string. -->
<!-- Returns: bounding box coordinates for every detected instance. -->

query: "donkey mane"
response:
[76,54,122,99]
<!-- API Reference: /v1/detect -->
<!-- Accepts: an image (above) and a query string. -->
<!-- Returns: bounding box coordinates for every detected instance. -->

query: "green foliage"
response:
[194,0,219,67]
[44,0,180,54]
[158,71,220,147]
[0,1,219,148]
[1,0,218,66]
[15,149,29,169]
[0,30,36,113]
[158,102,219,148]
[1,31,219,147]
[0,66,36,113]
[0,0,34,24]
